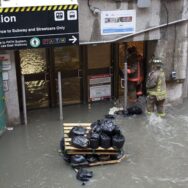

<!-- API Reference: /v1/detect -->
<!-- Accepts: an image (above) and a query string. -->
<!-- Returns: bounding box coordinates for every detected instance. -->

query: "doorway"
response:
[118,41,146,99]
[87,44,113,102]
[17,46,82,110]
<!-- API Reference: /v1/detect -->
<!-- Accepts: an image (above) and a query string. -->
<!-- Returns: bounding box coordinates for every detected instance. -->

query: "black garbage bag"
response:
[76,168,93,182]
[69,126,87,138]
[90,120,102,133]
[71,155,88,167]
[115,110,125,115]
[100,133,111,148]
[90,120,101,128]
[110,149,125,160]
[89,132,100,149]
[72,136,89,148]
[86,155,98,163]
[113,125,121,135]
[112,134,125,149]
[92,124,102,133]
[104,114,115,119]
[127,106,142,115]
[60,137,65,153]
[63,153,71,163]
[101,119,116,135]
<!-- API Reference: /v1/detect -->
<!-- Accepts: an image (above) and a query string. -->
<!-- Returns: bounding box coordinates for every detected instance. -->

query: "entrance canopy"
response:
[1,0,78,8]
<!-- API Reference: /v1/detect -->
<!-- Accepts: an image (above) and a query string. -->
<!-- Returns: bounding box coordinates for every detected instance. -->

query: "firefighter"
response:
[146,58,167,117]
[127,46,144,102]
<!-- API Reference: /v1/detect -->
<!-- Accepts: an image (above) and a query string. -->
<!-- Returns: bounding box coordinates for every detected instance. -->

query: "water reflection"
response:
[20,49,48,109]
[20,49,46,74]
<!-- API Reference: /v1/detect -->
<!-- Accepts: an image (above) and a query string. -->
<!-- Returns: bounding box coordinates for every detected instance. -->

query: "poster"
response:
[0,54,11,70]
[89,74,111,101]
[101,10,136,35]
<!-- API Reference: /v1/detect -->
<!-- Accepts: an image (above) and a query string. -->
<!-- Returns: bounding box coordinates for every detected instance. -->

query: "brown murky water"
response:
[0,100,188,188]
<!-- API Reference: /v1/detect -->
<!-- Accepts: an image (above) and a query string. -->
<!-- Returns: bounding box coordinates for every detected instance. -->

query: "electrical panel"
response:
[137,0,151,8]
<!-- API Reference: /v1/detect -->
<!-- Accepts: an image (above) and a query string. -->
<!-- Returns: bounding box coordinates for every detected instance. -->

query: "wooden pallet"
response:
[63,123,119,155]
[88,154,127,167]
[71,154,127,168]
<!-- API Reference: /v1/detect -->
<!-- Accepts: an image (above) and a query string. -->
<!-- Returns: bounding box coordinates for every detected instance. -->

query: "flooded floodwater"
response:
[0,100,188,188]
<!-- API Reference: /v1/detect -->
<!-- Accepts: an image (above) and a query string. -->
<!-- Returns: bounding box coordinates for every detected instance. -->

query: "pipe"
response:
[124,62,128,111]
[58,72,63,121]
[0,62,6,133]
[80,18,188,45]
[21,75,27,125]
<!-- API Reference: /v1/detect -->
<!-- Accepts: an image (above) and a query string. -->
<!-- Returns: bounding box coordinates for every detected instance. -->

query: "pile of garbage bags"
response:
[59,119,126,184]
[60,119,125,166]
[69,119,125,150]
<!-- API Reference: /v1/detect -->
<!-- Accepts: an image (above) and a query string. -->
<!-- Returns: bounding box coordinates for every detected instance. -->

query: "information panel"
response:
[0,4,79,49]
[89,74,112,101]
[101,10,136,35]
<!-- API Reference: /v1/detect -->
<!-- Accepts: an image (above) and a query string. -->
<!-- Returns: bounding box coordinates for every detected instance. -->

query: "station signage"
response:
[0,2,79,49]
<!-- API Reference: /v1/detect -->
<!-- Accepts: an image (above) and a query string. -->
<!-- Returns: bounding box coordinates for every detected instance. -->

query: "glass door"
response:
[54,46,82,105]
[87,44,112,102]
[19,46,82,110]
[19,49,49,110]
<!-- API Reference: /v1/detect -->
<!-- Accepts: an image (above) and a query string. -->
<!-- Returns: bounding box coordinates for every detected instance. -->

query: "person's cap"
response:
[152,59,163,67]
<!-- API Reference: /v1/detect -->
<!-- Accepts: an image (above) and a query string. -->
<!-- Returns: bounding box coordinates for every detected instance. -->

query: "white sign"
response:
[101,10,136,35]
[0,54,11,71]
[67,10,77,20]
[1,0,78,7]
[2,71,8,81]
[89,74,111,101]
[90,85,111,100]
[3,80,9,92]
[54,11,65,21]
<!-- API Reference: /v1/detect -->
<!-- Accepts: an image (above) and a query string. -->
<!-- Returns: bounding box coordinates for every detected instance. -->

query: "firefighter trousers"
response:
[147,95,165,116]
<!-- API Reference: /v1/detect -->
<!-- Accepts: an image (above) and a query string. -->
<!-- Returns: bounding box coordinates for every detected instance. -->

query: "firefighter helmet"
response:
[152,58,163,67]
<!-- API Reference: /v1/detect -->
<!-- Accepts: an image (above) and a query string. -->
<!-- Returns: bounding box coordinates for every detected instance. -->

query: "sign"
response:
[1,0,78,7]
[89,74,111,101]
[3,80,9,92]
[101,10,136,35]
[0,54,11,70]
[0,3,79,49]
[2,71,8,80]
[90,85,111,101]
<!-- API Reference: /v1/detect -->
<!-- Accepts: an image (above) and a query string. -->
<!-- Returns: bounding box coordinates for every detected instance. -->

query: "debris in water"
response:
[6,127,14,131]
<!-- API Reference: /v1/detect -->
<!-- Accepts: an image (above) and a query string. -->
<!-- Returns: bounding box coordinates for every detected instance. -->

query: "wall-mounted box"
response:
[137,0,151,8]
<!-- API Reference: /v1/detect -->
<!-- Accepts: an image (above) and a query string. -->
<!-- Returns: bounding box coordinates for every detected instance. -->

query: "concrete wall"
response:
[78,0,188,103]
[79,0,162,43]
[1,51,20,126]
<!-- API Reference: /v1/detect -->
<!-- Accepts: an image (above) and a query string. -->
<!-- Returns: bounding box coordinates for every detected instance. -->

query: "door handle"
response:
[109,66,113,75]
[121,78,124,88]
[77,69,82,78]
[44,72,48,82]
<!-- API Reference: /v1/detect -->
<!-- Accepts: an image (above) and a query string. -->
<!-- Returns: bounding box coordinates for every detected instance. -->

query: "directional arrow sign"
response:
[0,4,79,49]
[69,35,77,44]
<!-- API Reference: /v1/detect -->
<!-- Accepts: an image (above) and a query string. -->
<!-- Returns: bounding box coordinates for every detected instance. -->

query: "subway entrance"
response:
[16,44,113,112]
